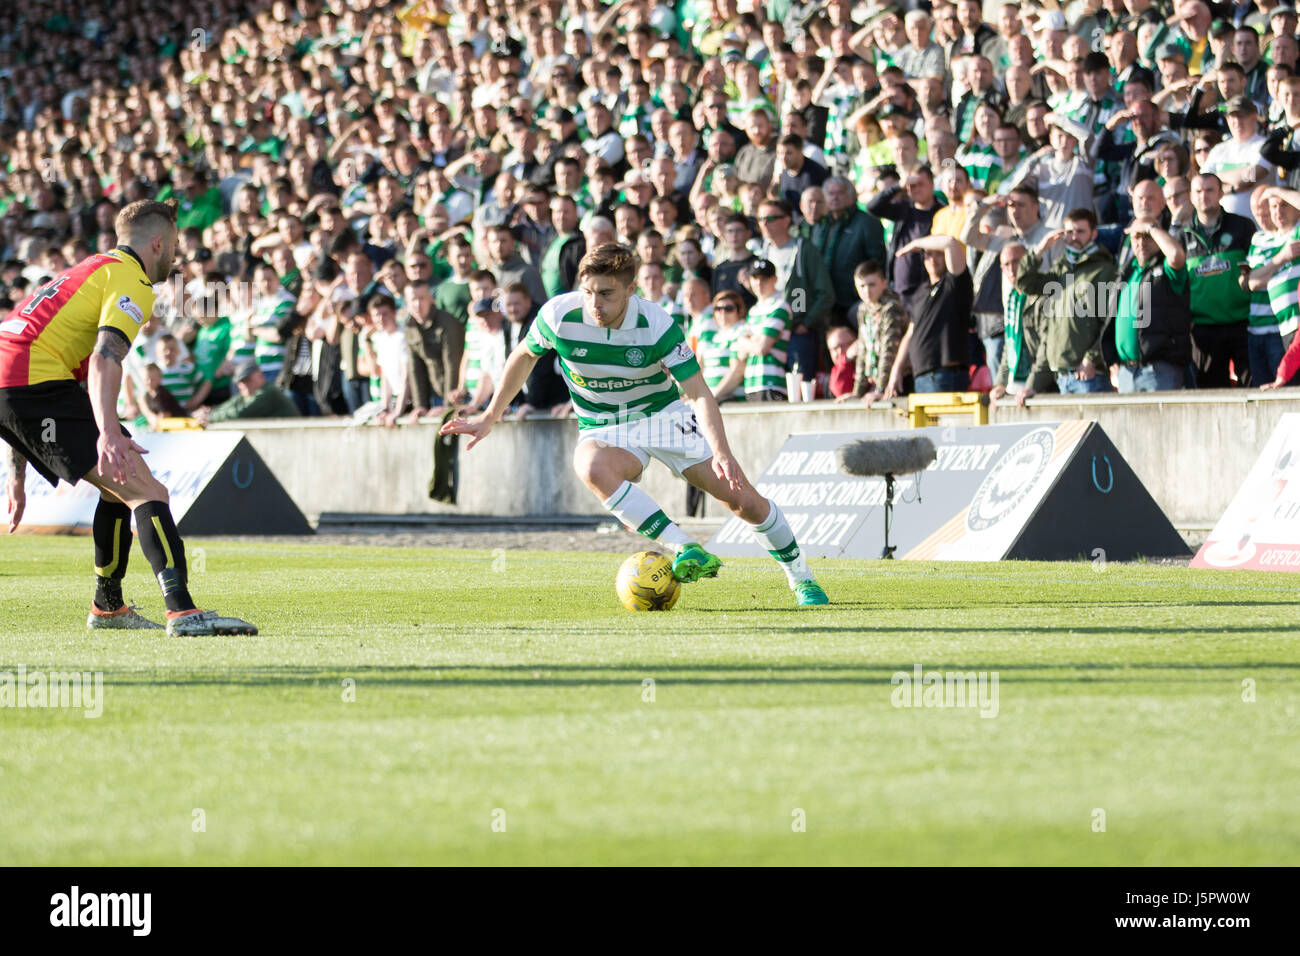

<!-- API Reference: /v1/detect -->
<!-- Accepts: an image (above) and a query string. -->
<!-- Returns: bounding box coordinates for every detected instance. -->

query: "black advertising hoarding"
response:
[709,421,1187,561]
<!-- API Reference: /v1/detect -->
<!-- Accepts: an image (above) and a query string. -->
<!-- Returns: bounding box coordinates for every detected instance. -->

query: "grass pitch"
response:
[0,536,1297,866]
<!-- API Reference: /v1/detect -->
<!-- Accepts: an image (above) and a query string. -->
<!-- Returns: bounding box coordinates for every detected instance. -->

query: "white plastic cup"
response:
[786,372,802,401]
[801,380,816,402]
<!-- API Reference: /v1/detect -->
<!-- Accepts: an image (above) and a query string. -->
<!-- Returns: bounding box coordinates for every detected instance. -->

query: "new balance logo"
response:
[571,348,588,357]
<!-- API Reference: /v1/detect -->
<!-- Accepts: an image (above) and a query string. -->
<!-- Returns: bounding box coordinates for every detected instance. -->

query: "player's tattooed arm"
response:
[94,328,130,364]
[5,442,26,533]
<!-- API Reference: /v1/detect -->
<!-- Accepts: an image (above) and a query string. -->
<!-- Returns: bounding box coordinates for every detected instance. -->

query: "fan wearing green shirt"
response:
[158,166,224,233]
[435,236,476,323]
[1100,220,1193,393]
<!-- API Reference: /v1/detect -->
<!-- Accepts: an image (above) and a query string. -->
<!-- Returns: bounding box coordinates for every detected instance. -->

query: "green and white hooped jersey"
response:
[523,292,701,430]
[160,361,202,405]
[654,295,689,334]
[743,295,792,394]
[251,290,295,379]
[696,323,746,400]
[1247,230,1287,330]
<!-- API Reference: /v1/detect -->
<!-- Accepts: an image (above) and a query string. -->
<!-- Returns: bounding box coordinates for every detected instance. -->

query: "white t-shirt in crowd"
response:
[1201,135,1275,223]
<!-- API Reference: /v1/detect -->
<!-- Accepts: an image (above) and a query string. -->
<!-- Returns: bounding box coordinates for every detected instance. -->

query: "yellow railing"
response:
[153,417,204,431]
[905,392,990,428]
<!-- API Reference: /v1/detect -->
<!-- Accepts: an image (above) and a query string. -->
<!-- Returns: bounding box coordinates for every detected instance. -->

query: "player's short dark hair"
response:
[578,243,639,286]
[115,200,176,241]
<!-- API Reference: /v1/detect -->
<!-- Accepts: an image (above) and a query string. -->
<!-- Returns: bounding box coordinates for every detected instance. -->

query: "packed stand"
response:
[5,0,1300,429]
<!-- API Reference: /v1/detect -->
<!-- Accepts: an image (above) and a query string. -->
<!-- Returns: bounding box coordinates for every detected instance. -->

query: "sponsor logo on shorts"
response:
[117,296,145,324]
[625,347,645,366]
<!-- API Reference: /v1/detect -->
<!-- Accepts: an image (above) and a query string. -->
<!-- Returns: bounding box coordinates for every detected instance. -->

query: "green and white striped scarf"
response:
[1002,285,1027,383]
[1063,241,1099,267]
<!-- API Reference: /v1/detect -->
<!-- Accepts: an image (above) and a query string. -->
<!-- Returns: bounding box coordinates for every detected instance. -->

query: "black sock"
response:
[133,500,195,613]
[92,498,132,612]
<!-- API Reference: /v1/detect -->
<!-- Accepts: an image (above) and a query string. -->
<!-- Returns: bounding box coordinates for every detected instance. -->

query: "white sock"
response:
[603,481,695,551]
[750,499,813,585]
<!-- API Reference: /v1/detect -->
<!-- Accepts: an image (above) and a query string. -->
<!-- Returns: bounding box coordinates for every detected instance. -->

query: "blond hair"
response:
[114,200,177,243]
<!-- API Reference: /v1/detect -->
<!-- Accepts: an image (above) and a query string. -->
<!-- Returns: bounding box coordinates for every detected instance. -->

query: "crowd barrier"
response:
[210,390,1300,530]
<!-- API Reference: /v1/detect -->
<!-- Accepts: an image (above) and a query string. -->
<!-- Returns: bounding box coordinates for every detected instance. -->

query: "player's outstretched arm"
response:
[439,343,541,450]
[679,370,743,491]
[87,328,149,484]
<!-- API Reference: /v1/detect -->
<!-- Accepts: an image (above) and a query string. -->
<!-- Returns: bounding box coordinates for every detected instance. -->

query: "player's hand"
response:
[5,474,24,534]
[712,450,744,492]
[96,430,149,483]
[439,408,494,449]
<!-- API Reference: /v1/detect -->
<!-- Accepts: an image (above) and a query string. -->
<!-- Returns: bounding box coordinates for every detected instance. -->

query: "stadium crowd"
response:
[6,0,1300,427]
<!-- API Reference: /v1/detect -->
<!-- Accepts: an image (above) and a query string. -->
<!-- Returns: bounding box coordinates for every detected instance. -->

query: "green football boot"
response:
[793,580,829,607]
[672,542,722,583]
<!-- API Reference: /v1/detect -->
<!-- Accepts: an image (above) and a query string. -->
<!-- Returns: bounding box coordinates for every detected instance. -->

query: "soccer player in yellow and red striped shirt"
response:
[0,200,257,636]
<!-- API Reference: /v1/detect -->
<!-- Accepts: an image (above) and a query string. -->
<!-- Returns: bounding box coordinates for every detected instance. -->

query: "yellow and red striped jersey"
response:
[0,247,156,388]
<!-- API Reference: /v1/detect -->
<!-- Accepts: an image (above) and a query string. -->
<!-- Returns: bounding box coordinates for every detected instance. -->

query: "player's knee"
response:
[134,476,169,506]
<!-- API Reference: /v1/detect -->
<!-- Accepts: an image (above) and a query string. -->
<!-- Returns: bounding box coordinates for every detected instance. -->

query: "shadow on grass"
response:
[78,660,1300,691]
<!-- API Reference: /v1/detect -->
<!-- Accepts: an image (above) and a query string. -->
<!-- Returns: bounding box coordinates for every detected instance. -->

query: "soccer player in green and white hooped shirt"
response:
[441,244,829,607]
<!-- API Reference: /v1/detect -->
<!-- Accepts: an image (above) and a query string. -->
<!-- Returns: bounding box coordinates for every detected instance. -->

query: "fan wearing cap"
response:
[440,243,829,607]
[1198,97,1276,223]
[193,359,299,424]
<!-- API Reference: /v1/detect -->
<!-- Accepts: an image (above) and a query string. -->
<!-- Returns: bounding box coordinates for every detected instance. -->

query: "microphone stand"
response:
[881,473,896,560]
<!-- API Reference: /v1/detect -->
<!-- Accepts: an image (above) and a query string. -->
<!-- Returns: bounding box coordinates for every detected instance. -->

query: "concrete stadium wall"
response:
[212,390,1300,529]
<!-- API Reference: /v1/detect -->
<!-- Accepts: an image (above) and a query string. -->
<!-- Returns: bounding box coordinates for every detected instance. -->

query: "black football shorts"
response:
[0,381,130,487]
